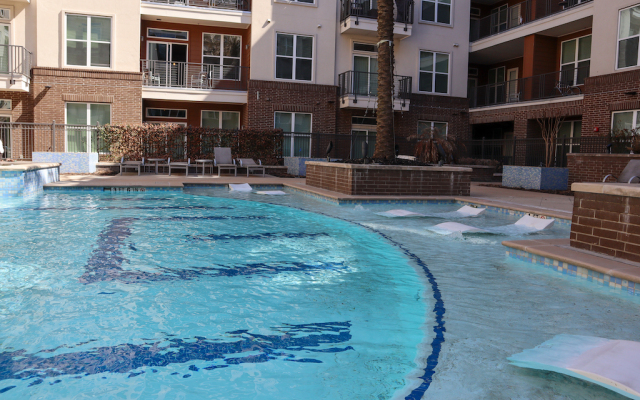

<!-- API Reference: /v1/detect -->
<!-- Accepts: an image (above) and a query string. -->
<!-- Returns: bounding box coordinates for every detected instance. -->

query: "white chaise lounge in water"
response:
[428,214,554,235]
[376,205,486,219]
[508,334,640,400]
[229,183,252,192]
[256,190,287,195]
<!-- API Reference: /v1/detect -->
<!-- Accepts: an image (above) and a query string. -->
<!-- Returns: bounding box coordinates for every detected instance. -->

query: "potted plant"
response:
[502,110,570,190]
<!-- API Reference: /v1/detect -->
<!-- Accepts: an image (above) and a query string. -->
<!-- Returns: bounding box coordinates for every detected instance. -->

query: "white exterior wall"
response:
[0,2,31,50]
[31,0,140,72]
[249,0,338,85]
[591,0,640,77]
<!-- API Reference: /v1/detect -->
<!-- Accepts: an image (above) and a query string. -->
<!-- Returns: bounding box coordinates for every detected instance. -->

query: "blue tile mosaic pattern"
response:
[0,167,60,197]
[502,166,569,190]
[506,249,640,296]
[32,152,99,173]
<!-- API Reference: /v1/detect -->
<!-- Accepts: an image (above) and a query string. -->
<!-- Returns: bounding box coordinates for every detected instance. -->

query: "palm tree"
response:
[372,0,395,160]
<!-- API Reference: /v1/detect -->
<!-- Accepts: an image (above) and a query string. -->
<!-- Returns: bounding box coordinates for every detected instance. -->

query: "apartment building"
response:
[0,0,472,158]
[467,0,640,164]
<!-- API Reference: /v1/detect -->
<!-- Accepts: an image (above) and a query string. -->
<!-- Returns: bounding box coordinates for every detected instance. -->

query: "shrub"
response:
[97,124,284,165]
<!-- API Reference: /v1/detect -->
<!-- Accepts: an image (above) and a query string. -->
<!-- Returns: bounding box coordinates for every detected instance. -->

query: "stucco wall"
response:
[32,0,140,72]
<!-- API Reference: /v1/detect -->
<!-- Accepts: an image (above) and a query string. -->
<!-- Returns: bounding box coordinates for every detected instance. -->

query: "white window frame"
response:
[275,32,314,82]
[418,50,450,95]
[202,33,242,81]
[490,4,508,34]
[64,102,111,153]
[145,108,187,119]
[64,14,112,69]
[420,0,453,26]
[200,110,241,129]
[616,4,640,70]
[274,0,316,6]
[147,28,189,41]
[560,34,591,84]
[611,109,640,134]
[417,120,448,138]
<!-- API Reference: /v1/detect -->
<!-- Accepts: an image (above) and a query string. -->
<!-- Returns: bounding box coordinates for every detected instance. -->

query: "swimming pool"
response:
[0,188,637,399]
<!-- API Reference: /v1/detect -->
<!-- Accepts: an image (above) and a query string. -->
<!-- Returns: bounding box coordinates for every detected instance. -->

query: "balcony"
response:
[141,0,251,28]
[469,65,588,109]
[340,0,413,39]
[338,70,411,111]
[0,45,32,92]
[141,60,249,104]
[470,0,592,43]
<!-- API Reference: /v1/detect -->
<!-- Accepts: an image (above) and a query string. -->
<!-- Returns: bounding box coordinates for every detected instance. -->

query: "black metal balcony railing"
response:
[470,0,592,42]
[0,45,32,80]
[339,70,412,106]
[142,0,250,12]
[469,65,589,108]
[340,0,414,28]
[141,60,249,91]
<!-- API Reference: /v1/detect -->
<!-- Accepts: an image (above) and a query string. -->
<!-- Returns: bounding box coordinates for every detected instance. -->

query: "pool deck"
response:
[47,173,640,288]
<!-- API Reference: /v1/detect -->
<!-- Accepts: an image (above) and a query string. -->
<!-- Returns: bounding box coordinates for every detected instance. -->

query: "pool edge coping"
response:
[503,238,640,291]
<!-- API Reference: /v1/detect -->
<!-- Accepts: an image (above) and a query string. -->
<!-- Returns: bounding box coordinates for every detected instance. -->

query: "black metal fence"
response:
[470,0,592,42]
[469,65,589,108]
[340,0,414,26]
[459,136,630,168]
[338,70,412,106]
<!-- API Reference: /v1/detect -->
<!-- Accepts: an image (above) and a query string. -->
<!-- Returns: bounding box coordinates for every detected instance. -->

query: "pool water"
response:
[0,188,638,399]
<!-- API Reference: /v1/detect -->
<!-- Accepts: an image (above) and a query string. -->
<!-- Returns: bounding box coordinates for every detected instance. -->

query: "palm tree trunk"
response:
[372,0,395,160]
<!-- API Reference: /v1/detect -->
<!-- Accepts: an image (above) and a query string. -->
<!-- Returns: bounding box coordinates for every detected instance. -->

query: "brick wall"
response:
[306,163,471,195]
[571,191,640,263]
[31,67,142,152]
[583,69,640,138]
[568,154,640,185]
[247,80,338,133]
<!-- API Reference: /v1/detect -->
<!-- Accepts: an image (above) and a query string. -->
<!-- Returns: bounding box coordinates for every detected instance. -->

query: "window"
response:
[201,111,240,129]
[488,66,505,104]
[275,111,312,157]
[418,121,447,139]
[203,34,242,80]
[276,33,313,81]
[65,103,111,153]
[351,116,376,125]
[66,14,111,68]
[618,5,640,69]
[560,35,591,85]
[421,0,451,24]
[419,51,449,93]
[354,42,378,52]
[489,4,509,34]
[612,110,640,134]
[146,108,187,119]
[470,7,480,17]
[147,28,188,40]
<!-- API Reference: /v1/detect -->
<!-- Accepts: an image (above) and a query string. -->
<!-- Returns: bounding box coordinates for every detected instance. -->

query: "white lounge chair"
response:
[214,147,237,177]
[239,158,265,177]
[168,157,191,176]
[120,157,145,176]
[603,160,640,184]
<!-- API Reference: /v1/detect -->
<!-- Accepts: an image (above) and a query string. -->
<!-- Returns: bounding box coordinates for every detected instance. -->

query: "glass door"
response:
[353,55,378,96]
[0,116,9,158]
[490,5,508,34]
[351,129,376,159]
[488,66,505,104]
[66,103,111,153]
[148,42,188,87]
[506,68,518,102]
[0,24,10,74]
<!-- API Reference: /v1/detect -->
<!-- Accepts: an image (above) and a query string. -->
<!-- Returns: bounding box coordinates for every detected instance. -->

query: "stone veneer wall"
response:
[567,154,640,186]
[306,163,471,196]
[570,191,640,263]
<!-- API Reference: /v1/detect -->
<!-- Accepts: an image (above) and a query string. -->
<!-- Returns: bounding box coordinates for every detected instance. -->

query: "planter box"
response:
[32,152,99,174]
[306,161,472,196]
[456,165,497,182]
[503,166,569,190]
